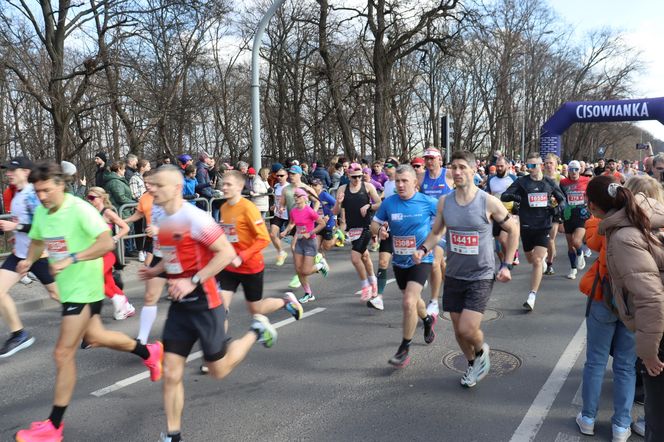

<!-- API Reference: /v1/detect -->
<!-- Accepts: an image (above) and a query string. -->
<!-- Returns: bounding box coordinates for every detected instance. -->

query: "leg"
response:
[451,310,484,361]
[401,281,427,340]
[0,269,23,332]
[360,250,375,278]
[351,250,368,280]
[581,301,615,420]
[83,314,145,351]
[162,352,187,433]
[53,307,94,406]
[610,320,636,429]
[643,363,664,441]
[377,252,392,295]
[547,222,558,266]
[529,246,547,292]
[207,332,258,380]
[429,246,444,303]
[269,224,283,254]
[137,277,165,344]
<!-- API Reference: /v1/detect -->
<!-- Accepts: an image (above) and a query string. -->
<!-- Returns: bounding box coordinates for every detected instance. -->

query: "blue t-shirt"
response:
[317,191,336,230]
[373,192,438,268]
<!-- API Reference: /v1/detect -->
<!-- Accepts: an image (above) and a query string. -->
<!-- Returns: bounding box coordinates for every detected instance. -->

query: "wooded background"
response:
[0,0,660,177]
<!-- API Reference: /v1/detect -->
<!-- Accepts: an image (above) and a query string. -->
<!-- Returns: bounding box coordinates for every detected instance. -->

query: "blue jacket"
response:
[311,167,332,188]
[183,177,197,204]
[195,160,214,199]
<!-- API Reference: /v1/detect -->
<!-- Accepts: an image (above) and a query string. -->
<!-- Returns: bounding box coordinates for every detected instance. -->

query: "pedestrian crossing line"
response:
[90,307,327,397]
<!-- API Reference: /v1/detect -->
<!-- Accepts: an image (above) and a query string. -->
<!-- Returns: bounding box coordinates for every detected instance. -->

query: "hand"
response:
[138,266,157,280]
[167,278,197,301]
[412,249,424,264]
[231,256,242,267]
[642,356,664,377]
[303,232,311,239]
[50,257,73,276]
[360,204,370,217]
[80,176,87,186]
[496,266,512,282]
[378,223,389,240]
[336,191,345,205]
[279,231,286,238]
[0,220,17,232]
[146,225,159,237]
[16,260,32,276]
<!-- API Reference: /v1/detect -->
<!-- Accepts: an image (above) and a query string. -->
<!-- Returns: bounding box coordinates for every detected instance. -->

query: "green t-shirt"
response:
[29,194,109,303]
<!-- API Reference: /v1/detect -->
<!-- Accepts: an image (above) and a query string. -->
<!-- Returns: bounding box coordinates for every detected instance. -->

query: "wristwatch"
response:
[500,262,513,270]
[191,274,201,285]
[69,253,79,264]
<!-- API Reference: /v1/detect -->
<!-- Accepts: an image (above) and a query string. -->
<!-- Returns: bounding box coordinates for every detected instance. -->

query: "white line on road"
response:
[509,319,587,442]
[354,278,395,295]
[571,382,583,407]
[554,432,580,442]
[91,307,326,397]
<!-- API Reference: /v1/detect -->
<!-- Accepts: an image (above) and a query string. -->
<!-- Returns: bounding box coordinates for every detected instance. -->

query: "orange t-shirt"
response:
[220,197,270,274]
[137,192,154,225]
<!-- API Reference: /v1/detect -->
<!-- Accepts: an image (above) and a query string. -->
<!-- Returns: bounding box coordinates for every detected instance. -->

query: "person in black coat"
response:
[94,152,108,188]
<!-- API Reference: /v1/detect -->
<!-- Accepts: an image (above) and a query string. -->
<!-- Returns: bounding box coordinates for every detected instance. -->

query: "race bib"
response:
[161,245,183,274]
[296,225,309,239]
[528,192,548,208]
[566,191,585,206]
[348,228,364,242]
[449,230,479,255]
[393,235,416,255]
[221,224,238,243]
[45,237,70,261]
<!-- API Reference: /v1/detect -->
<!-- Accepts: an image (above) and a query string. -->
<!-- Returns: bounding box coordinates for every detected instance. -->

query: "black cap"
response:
[1,156,33,170]
[384,158,400,168]
[606,158,617,163]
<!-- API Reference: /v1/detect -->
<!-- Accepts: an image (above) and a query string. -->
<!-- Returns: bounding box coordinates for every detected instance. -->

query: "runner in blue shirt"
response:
[311,179,336,255]
[371,165,438,368]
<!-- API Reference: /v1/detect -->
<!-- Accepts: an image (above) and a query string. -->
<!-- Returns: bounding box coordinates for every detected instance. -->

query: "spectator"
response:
[157,155,172,167]
[330,162,344,192]
[594,158,606,176]
[129,159,150,200]
[195,152,214,199]
[94,152,108,187]
[183,164,198,204]
[237,161,249,174]
[103,161,135,217]
[125,154,138,182]
[61,160,86,198]
[177,154,193,174]
[652,153,664,183]
[339,158,351,187]
[311,160,331,188]
[251,167,270,218]
[268,162,284,188]
[371,160,388,186]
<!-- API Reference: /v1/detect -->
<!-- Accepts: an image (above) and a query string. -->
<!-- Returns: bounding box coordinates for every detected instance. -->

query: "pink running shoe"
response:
[360,285,372,301]
[15,419,63,442]
[144,341,164,382]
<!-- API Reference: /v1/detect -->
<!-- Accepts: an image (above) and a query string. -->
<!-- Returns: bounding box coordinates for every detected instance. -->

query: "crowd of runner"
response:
[0,147,662,442]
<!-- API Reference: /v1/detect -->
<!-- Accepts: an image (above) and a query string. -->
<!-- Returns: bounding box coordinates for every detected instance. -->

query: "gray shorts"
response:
[443,276,494,314]
[294,237,318,257]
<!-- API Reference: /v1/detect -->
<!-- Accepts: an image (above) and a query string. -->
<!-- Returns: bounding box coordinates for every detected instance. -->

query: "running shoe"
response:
[288,275,301,288]
[199,364,209,374]
[366,295,384,311]
[159,433,183,442]
[19,275,33,285]
[251,314,277,348]
[523,292,536,312]
[144,341,164,382]
[631,416,645,437]
[473,343,491,384]
[138,251,146,263]
[371,280,378,297]
[0,331,35,358]
[318,257,330,278]
[612,425,631,442]
[576,253,586,270]
[541,259,548,274]
[423,314,437,344]
[544,265,555,275]
[388,347,410,368]
[284,292,303,320]
[566,269,578,280]
[113,298,136,321]
[575,412,594,436]
[359,285,372,301]
[15,419,63,442]
[460,365,477,388]
[298,294,316,304]
[513,252,520,266]
[584,248,592,258]
[314,253,323,264]
[426,300,439,317]
[369,241,380,252]
[276,250,288,266]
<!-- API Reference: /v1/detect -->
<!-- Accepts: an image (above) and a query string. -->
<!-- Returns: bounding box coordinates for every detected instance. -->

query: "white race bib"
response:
[221,224,239,243]
[449,230,479,255]
[528,192,548,208]
[45,237,69,261]
[161,245,183,274]
[393,235,416,255]
[348,228,364,242]
[566,191,585,206]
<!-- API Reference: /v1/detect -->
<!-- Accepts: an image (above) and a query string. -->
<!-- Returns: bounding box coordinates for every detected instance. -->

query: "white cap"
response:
[568,160,581,170]
[61,161,77,176]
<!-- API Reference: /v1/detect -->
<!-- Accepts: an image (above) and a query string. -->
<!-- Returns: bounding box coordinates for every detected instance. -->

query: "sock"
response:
[568,251,577,269]
[361,279,369,287]
[11,329,25,339]
[476,348,484,358]
[132,341,150,360]
[368,274,377,284]
[529,290,537,297]
[49,405,67,429]
[167,431,182,442]
[302,283,311,294]
[398,338,412,353]
[137,305,158,345]
[377,268,388,294]
[468,359,475,366]
[576,248,582,256]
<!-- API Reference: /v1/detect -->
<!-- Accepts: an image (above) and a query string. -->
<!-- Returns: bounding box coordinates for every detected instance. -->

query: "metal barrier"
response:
[0,214,14,259]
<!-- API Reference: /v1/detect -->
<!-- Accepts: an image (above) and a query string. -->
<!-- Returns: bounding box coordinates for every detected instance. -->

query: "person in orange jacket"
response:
[578,216,606,300]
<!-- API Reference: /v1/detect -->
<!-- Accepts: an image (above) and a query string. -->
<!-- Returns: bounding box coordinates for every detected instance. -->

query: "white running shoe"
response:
[576,253,586,270]
[473,343,491,384]
[19,275,33,285]
[460,365,477,388]
[567,269,578,280]
[575,412,595,436]
[426,300,439,317]
[523,292,536,311]
[138,251,146,263]
[631,416,645,437]
[114,298,136,320]
[367,295,384,311]
[611,424,631,442]
[584,247,592,258]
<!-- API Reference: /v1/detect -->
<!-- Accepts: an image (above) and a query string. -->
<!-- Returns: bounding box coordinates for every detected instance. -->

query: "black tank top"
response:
[343,182,371,229]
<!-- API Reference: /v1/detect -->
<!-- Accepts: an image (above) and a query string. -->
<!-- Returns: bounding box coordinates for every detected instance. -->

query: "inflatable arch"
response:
[539,97,664,158]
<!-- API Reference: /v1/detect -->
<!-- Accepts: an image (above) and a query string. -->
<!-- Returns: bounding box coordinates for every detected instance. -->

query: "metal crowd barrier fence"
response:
[0,214,14,259]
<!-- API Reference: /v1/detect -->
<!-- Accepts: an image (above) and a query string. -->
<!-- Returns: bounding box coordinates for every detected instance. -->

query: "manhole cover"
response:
[440,308,502,322]
[441,349,522,376]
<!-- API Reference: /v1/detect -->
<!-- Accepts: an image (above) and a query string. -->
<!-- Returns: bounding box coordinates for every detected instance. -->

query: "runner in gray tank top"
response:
[414,150,519,388]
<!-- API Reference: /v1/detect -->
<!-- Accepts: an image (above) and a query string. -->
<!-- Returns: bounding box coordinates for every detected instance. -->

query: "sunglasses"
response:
[86,195,98,201]
[412,165,423,169]
[526,163,539,169]
[656,167,664,172]
[568,168,579,172]
[350,175,363,179]
[384,164,395,168]
[276,174,287,177]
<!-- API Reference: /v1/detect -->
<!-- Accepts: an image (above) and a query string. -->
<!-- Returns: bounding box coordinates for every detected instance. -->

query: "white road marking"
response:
[91,307,326,397]
[509,320,587,442]
[554,432,580,442]
[571,382,583,407]
[354,278,395,295]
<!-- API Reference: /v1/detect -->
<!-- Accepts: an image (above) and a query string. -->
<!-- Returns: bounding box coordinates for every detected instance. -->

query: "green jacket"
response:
[103,171,135,216]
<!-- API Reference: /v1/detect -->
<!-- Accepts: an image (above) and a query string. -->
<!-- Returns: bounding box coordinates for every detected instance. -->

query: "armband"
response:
[497,214,511,225]
[417,244,429,254]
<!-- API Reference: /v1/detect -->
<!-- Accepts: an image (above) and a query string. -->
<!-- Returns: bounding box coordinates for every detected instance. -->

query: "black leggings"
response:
[640,338,664,441]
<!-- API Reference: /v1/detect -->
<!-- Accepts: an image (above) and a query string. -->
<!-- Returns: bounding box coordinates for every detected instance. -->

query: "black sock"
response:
[468,359,474,366]
[11,329,25,339]
[398,339,412,353]
[476,348,484,358]
[49,405,67,429]
[132,341,150,360]
[167,431,182,442]
[423,315,432,324]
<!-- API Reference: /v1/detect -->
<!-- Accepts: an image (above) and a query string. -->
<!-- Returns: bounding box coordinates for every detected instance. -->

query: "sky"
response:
[551,0,664,141]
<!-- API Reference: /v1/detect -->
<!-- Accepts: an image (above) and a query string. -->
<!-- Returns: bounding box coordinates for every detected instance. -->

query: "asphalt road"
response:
[0,238,643,441]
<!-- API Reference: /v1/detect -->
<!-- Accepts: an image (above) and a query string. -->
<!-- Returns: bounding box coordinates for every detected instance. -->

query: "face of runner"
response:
[494,159,507,177]
[86,192,104,210]
[34,178,65,210]
[295,192,308,208]
[567,165,580,180]
[395,170,417,199]
[384,164,396,179]
[544,158,557,175]
[221,174,242,200]
[372,164,382,174]
[607,161,616,172]
[425,155,440,172]
[450,158,475,188]
[5,167,29,187]
[526,158,543,178]
[275,170,288,184]
[149,169,182,206]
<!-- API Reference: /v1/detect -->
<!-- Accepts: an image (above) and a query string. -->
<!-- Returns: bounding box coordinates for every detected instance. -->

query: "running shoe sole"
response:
[424,315,437,344]
[284,292,303,320]
[145,341,164,382]
[252,314,277,348]
[522,301,534,312]
[388,355,411,368]
[0,336,35,358]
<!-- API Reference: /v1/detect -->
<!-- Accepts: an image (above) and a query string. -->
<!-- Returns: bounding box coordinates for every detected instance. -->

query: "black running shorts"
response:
[2,254,54,285]
[521,228,550,252]
[563,213,588,233]
[350,227,372,254]
[61,300,103,317]
[162,302,228,362]
[443,277,494,314]
[217,270,264,302]
[148,256,167,279]
[393,263,432,290]
[379,232,393,254]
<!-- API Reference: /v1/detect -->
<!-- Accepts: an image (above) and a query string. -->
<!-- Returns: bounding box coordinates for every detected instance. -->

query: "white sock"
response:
[137,305,158,344]
[368,275,377,284]
[361,279,369,287]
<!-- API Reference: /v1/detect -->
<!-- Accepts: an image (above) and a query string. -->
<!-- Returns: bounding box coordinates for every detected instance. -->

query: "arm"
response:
[105,209,130,240]
[332,185,346,215]
[366,183,382,213]
[50,231,115,276]
[280,221,295,238]
[415,197,447,259]
[236,211,271,264]
[16,239,46,274]
[488,195,519,281]
[123,209,145,224]
[583,217,602,252]
[500,179,522,202]
[310,213,327,236]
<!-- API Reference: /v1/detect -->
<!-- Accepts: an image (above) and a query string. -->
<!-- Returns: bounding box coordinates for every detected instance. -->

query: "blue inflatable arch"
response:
[539,97,664,158]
